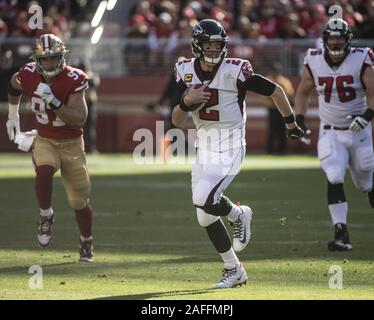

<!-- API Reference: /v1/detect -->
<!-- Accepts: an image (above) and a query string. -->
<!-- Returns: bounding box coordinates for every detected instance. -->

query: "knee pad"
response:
[192,190,209,208]
[327,182,346,205]
[62,165,91,210]
[326,169,344,184]
[318,138,344,184]
[357,148,374,172]
[192,180,213,207]
[196,208,220,227]
[66,181,90,210]
[195,195,232,216]
[68,198,89,211]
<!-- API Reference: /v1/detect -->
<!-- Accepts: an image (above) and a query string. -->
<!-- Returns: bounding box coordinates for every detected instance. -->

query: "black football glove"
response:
[286,125,304,140]
[296,114,311,134]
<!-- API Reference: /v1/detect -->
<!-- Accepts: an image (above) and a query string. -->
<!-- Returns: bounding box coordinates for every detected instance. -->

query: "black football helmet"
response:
[322,18,353,59]
[191,19,228,65]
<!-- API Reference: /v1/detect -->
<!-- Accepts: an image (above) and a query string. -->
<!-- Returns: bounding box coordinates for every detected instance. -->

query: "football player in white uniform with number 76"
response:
[295,18,374,251]
[172,19,304,288]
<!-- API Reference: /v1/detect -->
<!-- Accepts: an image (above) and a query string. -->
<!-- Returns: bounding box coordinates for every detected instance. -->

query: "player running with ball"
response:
[172,19,304,288]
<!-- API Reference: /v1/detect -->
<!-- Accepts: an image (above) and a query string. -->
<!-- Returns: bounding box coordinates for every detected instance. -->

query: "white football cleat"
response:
[229,205,252,252]
[37,215,54,248]
[212,262,248,289]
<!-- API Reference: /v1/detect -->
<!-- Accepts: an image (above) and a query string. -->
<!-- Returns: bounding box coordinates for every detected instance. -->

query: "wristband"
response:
[179,97,190,112]
[363,109,374,121]
[49,96,62,110]
[296,114,305,124]
[283,113,296,124]
[8,103,19,118]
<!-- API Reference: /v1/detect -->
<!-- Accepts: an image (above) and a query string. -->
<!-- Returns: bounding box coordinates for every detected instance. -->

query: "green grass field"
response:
[0,153,373,300]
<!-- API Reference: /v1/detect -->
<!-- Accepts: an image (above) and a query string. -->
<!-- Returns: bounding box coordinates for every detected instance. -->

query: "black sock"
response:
[205,219,231,253]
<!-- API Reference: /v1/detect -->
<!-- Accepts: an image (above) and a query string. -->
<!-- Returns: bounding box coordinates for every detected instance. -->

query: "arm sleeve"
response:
[241,74,276,96]
[158,71,176,105]
[173,79,187,108]
[172,63,187,108]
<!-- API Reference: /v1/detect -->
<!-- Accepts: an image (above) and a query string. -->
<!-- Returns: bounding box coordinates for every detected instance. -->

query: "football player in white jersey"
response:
[295,18,374,251]
[172,19,304,288]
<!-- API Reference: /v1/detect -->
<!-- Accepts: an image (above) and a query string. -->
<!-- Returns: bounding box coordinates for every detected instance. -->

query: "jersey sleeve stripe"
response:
[15,75,21,85]
[74,81,89,92]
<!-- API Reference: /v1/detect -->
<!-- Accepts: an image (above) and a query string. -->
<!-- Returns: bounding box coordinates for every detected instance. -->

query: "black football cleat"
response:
[368,173,374,208]
[368,189,374,209]
[327,223,352,251]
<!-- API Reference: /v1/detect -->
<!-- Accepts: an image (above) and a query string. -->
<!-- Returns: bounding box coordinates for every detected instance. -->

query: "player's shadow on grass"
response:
[94,288,213,300]
[0,262,76,275]
[1,169,373,262]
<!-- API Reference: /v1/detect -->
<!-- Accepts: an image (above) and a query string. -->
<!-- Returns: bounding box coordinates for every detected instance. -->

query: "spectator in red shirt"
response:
[280,12,306,39]
[10,10,32,37]
[35,16,64,39]
[259,4,280,38]
[0,18,8,38]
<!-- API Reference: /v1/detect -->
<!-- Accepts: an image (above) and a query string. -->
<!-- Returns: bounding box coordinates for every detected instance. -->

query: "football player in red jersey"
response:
[6,34,94,262]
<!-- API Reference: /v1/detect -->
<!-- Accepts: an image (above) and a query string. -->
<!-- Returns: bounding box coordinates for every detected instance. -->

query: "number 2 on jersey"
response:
[199,88,219,121]
[318,75,356,103]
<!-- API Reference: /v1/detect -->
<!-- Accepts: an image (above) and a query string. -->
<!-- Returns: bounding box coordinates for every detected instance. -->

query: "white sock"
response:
[219,248,240,270]
[328,202,348,225]
[40,207,53,218]
[80,235,92,242]
[227,203,242,222]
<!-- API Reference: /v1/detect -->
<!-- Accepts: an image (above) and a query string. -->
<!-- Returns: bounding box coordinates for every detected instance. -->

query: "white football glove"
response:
[349,116,369,133]
[34,83,55,105]
[6,116,20,141]
[34,83,62,110]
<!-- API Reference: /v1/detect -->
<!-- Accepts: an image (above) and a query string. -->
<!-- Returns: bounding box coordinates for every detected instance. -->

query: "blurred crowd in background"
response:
[0,0,373,40]
[0,0,373,153]
[125,0,374,73]
[0,0,103,39]
[127,0,374,41]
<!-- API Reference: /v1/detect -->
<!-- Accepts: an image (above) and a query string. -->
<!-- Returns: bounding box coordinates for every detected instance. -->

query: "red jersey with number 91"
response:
[16,62,89,139]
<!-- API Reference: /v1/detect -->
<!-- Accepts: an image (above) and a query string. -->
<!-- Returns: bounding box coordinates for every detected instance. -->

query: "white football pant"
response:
[318,122,374,192]
[191,147,245,227]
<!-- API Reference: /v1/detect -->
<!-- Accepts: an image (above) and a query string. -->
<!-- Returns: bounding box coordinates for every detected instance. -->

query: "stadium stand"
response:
[0,0,373,152]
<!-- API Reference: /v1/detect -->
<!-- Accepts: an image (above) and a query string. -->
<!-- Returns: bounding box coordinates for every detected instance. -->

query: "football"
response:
[182,84,207,111]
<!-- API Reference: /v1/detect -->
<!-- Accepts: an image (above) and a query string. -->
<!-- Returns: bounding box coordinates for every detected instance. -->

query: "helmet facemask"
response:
[191,20,228,65]
[322,19,353,61]
[34,53,66,77]
[30,35,68,78]
[202,38,228,65]
[325,34,350,59]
